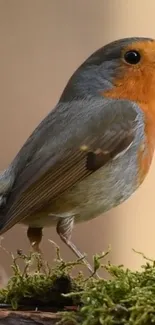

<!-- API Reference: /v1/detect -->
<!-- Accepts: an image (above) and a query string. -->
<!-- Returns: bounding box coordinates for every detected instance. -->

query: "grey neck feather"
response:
[59,62,114,102]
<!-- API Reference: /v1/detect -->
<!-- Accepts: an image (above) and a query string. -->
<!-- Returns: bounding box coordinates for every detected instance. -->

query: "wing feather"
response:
[0,98,138,233]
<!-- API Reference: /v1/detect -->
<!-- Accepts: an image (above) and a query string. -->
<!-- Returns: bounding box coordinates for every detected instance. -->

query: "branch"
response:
[0,310,66,325]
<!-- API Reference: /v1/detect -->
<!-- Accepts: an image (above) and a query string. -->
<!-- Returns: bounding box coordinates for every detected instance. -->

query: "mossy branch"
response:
[0,242,155,324]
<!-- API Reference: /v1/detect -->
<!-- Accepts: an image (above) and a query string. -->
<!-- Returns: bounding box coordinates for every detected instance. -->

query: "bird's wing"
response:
[0,98,139,233]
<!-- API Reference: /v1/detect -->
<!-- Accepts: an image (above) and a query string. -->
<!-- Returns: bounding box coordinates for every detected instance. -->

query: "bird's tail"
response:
[0,167,15,209]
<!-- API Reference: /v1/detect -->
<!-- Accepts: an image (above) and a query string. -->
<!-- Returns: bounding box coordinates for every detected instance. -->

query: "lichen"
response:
[0,244,155,325]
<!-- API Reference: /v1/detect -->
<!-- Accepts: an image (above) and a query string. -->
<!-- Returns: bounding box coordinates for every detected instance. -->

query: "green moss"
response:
[0,245,84,310]
[1,245,155,324]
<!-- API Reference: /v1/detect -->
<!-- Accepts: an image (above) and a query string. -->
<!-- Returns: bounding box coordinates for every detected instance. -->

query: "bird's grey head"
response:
[59,37,153,102]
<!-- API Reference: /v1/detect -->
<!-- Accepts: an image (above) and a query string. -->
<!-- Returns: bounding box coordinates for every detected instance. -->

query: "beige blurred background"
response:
[0,0,155,284]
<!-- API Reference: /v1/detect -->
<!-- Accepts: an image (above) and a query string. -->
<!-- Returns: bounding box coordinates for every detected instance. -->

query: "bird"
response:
[0,36,155,274]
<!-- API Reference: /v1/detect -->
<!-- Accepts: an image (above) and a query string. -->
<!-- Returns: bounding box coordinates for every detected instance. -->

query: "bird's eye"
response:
[124,50,141,65]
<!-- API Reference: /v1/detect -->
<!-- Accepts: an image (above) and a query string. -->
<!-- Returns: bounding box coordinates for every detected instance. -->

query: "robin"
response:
[0,37,155,273]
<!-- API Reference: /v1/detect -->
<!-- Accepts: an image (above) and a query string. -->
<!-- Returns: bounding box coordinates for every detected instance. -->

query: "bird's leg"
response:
[27,227,46,271]
[56,217,98,277]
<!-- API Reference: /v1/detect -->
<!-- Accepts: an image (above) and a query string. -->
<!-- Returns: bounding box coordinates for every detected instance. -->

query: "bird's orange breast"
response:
[101,65,155,185]
[137,100,155,184]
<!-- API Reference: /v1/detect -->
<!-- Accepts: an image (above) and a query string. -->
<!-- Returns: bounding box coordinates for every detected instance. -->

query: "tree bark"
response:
[0,310,73,325]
